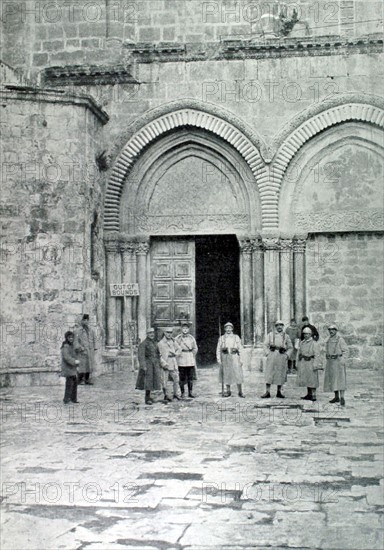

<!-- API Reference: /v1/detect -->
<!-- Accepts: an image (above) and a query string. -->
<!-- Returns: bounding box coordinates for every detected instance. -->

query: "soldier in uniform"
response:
[216,322,245,398]
[324,324,348,406]
[158,327,182,401]
[296,326,323,402]
[261,320,293,399]
[135,327,162,405]
[300,316,319,341]
[285,318,300,373]
[74,314,97,385]
[175,322,198,398]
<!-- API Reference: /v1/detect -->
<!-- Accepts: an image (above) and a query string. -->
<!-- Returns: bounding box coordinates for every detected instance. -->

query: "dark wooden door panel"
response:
[151,238,195,333]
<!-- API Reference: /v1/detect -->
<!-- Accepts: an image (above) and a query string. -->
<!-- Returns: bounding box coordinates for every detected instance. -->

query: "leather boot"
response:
[188,381,195,398]
[329,391,340,403]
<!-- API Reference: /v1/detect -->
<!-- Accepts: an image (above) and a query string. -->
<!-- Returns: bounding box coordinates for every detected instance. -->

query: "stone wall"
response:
[1,0,383,76]
[306,232,383,370]
[0,90,107,384]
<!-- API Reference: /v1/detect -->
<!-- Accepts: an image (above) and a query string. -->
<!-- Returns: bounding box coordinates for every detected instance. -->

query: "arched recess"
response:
[119,128,262,236]
[104,108,267,231]
[279,122,384,233]
[104,126,264,349]
[268,101,384,229]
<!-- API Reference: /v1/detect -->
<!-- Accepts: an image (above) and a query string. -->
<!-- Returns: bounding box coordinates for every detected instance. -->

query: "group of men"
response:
[262,317,348,406]
[136,315,348,407]
[136,322,198,405]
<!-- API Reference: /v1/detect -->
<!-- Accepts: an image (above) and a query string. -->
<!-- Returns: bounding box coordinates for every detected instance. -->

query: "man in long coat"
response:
[216,322,245,398]
[324,324,348,406]
[158,327,182,401]
[261,320,293,399]
[175,322,198,398]
[296,326,323,402]
[74,314,97,385]
[135,327,162,405]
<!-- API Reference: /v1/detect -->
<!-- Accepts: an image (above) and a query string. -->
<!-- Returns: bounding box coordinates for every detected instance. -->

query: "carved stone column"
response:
[293,237,307,322]
[252,238,265,346]
[263,236,280,333]
[120,240,136,348]
[136,241,150,343]
[239,238,254,346]
[280,238,293,325]
[105,238,121,349]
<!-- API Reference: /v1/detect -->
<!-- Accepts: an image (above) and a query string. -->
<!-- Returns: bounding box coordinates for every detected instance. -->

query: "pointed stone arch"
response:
[104,108,267,231]
[271,101,384,193]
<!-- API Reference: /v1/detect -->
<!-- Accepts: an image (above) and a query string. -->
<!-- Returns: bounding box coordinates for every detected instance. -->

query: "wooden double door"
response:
[151,238,195,335]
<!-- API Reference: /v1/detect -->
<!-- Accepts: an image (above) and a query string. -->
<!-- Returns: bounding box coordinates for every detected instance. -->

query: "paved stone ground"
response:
[1,364,383,550]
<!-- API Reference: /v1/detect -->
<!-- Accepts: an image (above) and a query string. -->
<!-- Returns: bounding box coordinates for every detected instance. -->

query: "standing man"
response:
[261,320,293,399]
[175,322,198,398]
[135,327,162,405]
[296,327,322,402]
[216,322,245,398]
[300,316,319,341]
[158,327,182,401]
[324,324,348,406]
[285,318,300,373]
[74,314,97,385]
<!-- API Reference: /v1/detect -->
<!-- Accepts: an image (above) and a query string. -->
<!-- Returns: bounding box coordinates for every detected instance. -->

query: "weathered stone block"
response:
[139,27,161,42]
[43,40,65,51]
[32,53,49,66]
[310,299,326,311]
[81,38,100,49]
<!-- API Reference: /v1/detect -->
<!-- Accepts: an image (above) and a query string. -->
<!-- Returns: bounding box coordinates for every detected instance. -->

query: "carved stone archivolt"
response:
[105,108,268,231]
[105,99,384,232]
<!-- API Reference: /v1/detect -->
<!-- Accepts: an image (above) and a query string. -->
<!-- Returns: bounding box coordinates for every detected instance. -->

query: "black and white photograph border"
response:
[1,1,383,549]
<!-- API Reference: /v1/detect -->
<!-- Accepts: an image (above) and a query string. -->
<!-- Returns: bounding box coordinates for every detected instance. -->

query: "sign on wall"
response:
[110,283,140,296]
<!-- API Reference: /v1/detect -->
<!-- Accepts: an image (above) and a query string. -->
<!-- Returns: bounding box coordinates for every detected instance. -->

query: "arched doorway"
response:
[104,125,263,355]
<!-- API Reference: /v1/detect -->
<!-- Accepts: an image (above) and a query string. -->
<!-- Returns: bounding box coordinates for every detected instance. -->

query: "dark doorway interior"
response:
[195,235,240,365]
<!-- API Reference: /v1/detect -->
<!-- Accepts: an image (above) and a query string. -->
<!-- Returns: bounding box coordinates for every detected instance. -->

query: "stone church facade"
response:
[1,1,383,384]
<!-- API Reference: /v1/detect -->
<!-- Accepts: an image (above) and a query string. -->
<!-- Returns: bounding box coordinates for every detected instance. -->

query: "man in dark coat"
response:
[135,327,162,405]
[300,316,319,342]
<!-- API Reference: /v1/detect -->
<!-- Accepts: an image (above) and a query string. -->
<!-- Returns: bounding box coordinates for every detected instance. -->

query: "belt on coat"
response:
[299,355,315,361]
[181,349,192,352]
[221,349,239,355]
[327,354,342,359]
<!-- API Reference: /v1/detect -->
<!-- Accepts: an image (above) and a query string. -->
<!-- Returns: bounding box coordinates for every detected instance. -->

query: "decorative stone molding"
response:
[270,93,384,158]
[42,64,138,86]
[104,239,120,253]
[134,214,249,234]
[105,108,267,231]
[0,86,109,125]
[123,35,383,64]
[295,209,384,232]
[272,102,384,182]
[108,99,269,168]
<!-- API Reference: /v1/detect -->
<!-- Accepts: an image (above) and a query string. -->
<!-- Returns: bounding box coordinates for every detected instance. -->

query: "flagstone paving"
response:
[1,365,383,549]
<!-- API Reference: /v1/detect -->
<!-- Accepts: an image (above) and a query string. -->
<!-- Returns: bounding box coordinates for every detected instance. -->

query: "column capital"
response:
[239,238,255,255]
[136,242,150,255]
[104,238,120,253]
[292,238,307,253]
[279,238,293,251]
[119,240,136,254]
[262,237,280,250]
